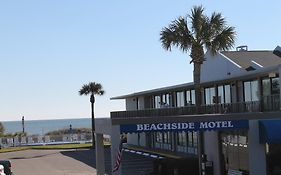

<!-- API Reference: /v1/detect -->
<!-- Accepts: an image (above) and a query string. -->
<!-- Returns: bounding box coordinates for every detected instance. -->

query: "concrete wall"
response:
[126,96,147,147]
[95,118,111,135]
[248,120,266,175]
[204,131,221,175]
[126,97,138,111]
[125,96,145,110]
[201,51,242,83]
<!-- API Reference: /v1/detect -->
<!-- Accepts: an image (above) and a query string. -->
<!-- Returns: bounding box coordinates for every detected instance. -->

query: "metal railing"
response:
[111,95,280,119]
[0,133,93,147]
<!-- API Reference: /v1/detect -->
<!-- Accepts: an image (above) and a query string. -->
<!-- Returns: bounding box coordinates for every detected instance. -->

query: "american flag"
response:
[112,141,123,173]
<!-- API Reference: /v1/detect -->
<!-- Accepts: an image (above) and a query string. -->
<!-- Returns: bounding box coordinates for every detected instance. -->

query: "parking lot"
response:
[0,148,154,175]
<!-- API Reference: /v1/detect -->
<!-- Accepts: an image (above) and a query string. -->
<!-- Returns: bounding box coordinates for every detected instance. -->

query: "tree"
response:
[79,82,105,148]
[160,5,236,108]
[0,122,5,136]
[160,6,236,174]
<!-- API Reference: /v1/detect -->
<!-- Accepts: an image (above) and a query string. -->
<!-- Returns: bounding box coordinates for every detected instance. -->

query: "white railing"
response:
[0,133,94,147]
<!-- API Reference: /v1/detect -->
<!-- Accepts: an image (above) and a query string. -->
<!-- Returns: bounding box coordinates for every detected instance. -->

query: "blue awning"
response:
[259,120,281,144]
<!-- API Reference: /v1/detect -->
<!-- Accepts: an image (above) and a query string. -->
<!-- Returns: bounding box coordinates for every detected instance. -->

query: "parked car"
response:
[0,160,12,175]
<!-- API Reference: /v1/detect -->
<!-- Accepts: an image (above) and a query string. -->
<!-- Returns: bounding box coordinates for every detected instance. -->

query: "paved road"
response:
[1,149,96,175]
[0,148,154,175]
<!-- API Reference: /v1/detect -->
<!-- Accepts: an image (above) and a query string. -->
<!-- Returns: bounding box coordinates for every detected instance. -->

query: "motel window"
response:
[244,80,259,102]
[162,94,168,106]
[156,132,163,143]
[163,132,171,144]
[220,130,249,173]
[205,87,216,104]
[225,85,231,103]
[262,78,271,97]
[177,131,187,146]
[192,132,198,147]
[218,84,231,104]
[271,77,280,95]
[154,95,161,109]
[161,93,172,107]
[188,132,193,147]
[262,77,280,96]
[262,77,280,111]
[186,90,196,105]
[176,91,185,107]
[187,131,198,147]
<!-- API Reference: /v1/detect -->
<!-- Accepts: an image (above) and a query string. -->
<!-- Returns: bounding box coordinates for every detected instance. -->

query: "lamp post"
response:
[22,116,25,134]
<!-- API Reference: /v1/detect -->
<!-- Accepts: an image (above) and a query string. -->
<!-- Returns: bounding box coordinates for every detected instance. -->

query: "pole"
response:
[22,116,25,134]
[90,94,95,148]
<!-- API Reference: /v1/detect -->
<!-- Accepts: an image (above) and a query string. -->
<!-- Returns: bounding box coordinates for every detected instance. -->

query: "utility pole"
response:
[22,116,25,134]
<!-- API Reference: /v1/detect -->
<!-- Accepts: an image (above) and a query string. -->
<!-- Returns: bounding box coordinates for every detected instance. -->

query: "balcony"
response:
[111,95,280,119]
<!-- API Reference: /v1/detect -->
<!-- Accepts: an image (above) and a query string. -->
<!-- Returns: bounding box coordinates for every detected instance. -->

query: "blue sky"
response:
[0,0,280,121]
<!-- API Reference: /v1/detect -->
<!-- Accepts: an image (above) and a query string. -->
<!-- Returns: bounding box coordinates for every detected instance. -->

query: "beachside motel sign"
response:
[120,120,249,133]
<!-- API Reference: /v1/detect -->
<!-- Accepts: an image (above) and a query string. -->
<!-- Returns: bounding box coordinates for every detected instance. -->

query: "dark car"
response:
[0,160,13,175]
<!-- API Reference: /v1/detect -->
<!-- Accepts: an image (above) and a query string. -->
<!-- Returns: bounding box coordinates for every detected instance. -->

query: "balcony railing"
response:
[111,95,280,119]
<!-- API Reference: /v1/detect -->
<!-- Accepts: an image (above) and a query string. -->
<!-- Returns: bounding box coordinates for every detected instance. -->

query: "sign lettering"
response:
[120,120,248,133]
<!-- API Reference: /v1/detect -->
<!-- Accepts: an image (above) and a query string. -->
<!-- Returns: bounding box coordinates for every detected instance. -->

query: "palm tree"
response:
[160,6,236,174]
[0,122,5,137]
[160,5,236,108]
[79,82,105,148]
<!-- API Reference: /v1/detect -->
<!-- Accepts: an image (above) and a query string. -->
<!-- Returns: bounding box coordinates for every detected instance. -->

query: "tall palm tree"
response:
[79,82,105,148]
[160,6,236,174]
[160,5,236,108]
[0,122,5,137]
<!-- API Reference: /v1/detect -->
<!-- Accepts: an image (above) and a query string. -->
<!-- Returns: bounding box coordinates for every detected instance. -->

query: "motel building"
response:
[95,46,281,175]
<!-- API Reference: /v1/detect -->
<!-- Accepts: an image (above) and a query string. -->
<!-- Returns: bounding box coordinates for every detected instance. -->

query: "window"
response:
[186,90,196,105]
[271,77,280,95]
[218,84,231,104]
[163,132,171,144]
[192,132,198,147]
[262,78,271,96]
[220,130,249,173]
[244,80,259,102]
[177,131,187,146]
[225,85,231,103]
[156,132,163,143]
[162,93,172,107]
[262,77,280,111]
[205,87,216,104]
[176,91,185,107]
[154,95,161,108]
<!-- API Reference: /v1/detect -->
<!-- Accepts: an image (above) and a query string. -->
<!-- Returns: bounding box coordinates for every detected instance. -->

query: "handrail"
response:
[111,95,280,119]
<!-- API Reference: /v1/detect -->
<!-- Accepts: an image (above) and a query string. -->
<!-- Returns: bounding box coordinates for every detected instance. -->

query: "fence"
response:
[0,133,94,147]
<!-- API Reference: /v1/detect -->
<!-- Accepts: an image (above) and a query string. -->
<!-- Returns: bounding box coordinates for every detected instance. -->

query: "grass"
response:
[0,143,111,153]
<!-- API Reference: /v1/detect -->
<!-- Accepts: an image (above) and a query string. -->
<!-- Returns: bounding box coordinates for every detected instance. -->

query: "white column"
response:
[248,120,266,175]
[279,66,281,109]
[111,125,121,175]
[204,131,221,175]
[96,133,105,175]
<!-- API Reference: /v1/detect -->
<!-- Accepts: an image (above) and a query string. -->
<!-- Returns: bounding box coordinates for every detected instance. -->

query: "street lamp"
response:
[22,116,25,134]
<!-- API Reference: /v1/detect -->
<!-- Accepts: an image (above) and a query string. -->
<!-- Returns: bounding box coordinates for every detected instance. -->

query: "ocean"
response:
[2,118,91,135]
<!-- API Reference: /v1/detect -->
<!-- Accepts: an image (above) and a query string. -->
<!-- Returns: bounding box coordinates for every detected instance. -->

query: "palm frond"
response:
[79,82,105,96]
[189,5,205,41]
[160,5,236,60]
[160,16,193,52]
[209,26,236,54]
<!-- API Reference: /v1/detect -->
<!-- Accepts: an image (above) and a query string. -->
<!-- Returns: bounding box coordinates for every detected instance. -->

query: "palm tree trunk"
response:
[194,63,202,109]
[192,45,204,175]
[194,62,204,175]
[90,95,95,149]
